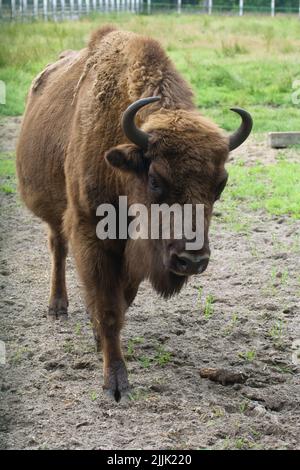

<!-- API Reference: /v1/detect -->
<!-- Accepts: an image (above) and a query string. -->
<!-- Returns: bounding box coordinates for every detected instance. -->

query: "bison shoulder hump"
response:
[88,25,118,52]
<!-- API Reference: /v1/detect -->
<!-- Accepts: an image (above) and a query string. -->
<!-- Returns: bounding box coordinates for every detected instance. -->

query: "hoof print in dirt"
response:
[103,360,131,403]
[199,367,248,386]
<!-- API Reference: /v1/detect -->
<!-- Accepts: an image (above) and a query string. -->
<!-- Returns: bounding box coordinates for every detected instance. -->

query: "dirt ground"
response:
[0,117,299,450]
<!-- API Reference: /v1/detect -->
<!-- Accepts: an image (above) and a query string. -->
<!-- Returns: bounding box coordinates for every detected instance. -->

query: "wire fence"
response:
[0,0,299,20]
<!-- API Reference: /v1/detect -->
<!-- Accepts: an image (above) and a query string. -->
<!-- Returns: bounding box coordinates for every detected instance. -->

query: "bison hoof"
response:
[48,297,68,320]
[103,360,131,402]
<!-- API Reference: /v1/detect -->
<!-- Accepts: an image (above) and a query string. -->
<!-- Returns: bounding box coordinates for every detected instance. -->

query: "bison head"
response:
[105,97,252,297]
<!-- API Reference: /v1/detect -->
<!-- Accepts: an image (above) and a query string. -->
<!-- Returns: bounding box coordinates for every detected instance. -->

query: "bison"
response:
[16,26,252,401]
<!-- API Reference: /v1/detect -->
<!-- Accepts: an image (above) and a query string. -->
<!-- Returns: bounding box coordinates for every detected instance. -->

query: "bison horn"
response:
[122,96,161,149]
[229,107,253,151]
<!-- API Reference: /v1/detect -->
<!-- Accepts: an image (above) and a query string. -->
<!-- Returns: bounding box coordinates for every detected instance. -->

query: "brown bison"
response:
[16,26,252,401]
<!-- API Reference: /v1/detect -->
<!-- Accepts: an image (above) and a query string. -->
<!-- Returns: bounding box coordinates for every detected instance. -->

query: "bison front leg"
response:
[98,306,130,402]
[71,233,130,401]
[86,298,130,401]
[86,287,130,402]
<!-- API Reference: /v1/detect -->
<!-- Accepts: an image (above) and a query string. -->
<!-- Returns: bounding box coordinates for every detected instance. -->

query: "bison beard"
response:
[125,238,188,299]
[16,26,252,401]
[151,270,188,299]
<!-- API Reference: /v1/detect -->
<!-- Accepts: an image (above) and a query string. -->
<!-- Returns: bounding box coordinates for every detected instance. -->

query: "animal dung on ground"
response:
[199,367,247,386]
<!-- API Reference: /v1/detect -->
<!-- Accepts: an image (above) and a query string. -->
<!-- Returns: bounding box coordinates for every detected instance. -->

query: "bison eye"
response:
[148,174,162,194]
[214,175,228,201]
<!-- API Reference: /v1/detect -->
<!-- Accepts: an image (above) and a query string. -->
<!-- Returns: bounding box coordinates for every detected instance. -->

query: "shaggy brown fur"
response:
[17,26,229,401]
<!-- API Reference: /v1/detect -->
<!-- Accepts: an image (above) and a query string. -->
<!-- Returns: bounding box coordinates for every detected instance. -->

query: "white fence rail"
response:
[0,0,144,19]
[0,0,300,19]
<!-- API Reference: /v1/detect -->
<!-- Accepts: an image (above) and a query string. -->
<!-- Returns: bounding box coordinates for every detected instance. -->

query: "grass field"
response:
[1,13,300,131]
[1,14,300,220]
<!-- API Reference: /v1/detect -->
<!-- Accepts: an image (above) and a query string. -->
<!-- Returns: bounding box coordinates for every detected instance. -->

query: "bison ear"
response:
[105,144,146,174]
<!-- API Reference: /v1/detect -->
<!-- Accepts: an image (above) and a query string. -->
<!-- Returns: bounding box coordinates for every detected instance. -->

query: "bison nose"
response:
[170,252,210,276]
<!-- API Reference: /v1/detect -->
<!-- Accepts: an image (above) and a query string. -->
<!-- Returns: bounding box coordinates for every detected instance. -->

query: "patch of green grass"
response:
[197,286,203,305]
[271,266,278,286]
[212,406,225,418]
[0,151,16,193]
[11,346,31,364]
[234,437,252,450]
[268,318,285,345]
[138,355,152,369]
[0,183,15,194]
[154,345,172,367]
[223,312,239,335]
[238,350,256,362]
[239,400,249,414]
[250,428,262,440]
[127,342,172,369]
[222,161,300,222]
[0,14,300,131]
[126,336,144,360]
[74,322,82,336]
[218,40,249,58]
[270,267,290,290]
[128,388,149,401]
[63,339,75,354]
[90,390,98,401]
[280,269,289,285]
[272,364,295,375]
[0,152,15,177]
[203,293,215,319]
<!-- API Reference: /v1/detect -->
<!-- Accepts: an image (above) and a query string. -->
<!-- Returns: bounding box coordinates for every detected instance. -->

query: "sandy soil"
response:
[0,117,22,153]
[0,117,299,450]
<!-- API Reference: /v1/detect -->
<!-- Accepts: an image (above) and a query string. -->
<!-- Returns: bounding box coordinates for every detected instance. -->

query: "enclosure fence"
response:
[1,0,300,20]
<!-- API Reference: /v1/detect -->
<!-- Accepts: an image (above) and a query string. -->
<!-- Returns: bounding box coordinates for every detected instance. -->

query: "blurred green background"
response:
[1,13,300,132]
